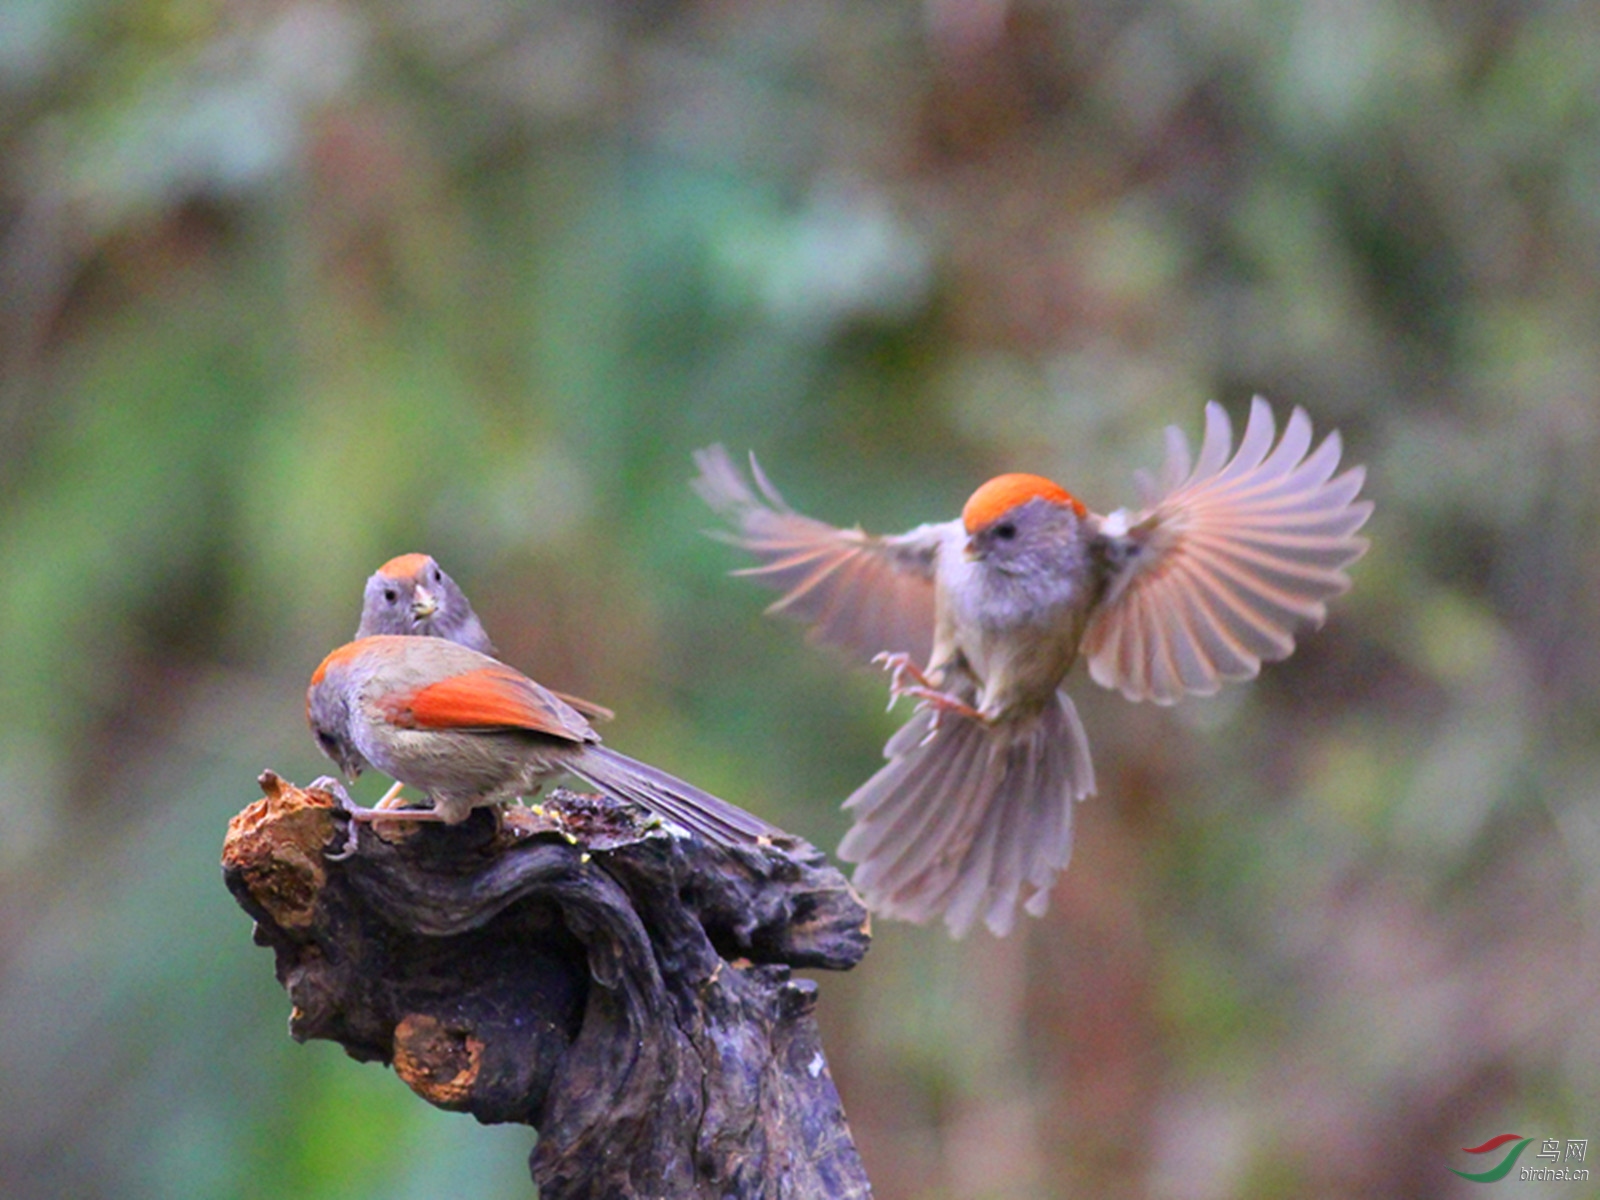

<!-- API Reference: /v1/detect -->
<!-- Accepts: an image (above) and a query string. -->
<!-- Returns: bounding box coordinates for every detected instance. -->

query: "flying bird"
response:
[695,397,1371,935]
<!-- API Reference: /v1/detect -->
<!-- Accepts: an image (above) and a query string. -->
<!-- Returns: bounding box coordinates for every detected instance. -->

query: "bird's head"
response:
[306,642,368,781]
[355,553,495,655]
[961,473,1087,571]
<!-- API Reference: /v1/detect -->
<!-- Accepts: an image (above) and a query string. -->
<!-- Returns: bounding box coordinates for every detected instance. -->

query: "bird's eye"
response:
[316,730,340,753]
[994,521,1017,541]
[383,588,399,603]
[432,568,442,583]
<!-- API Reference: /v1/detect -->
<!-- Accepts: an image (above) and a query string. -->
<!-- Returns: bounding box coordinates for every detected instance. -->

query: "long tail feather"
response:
[567,745,783,847]
[839,693,1093,936]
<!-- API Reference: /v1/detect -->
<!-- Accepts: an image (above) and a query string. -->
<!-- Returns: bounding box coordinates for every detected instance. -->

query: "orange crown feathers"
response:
[310,637,379,688]
[376,553,435,580]
[962,473,1085,533]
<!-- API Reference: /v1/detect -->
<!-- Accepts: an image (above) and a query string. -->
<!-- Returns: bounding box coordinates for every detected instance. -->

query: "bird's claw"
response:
[873,651,938,710]
[905,687,984,744]
[870,652,982,740]
[308,776,362,860]
[325,827,360,862]
[309,775,354,808]
[373,779,408,810]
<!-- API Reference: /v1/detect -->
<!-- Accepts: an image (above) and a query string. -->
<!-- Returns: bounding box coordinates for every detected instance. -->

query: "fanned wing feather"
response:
[1085,397,1372,704]
[693,445,943,667]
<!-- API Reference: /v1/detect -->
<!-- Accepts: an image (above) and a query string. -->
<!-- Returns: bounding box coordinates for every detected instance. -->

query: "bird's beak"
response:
[332,741,364,781]
[411,587,439,619]
[964,537,981,560]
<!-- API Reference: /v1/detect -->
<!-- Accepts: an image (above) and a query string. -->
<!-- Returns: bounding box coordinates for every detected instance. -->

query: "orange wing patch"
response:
[386,665,591,742]
[377,553,435,581]
[962,473,1084,533]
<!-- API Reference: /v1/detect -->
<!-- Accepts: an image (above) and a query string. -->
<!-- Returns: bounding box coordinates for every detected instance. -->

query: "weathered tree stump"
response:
[223,772,873,1199]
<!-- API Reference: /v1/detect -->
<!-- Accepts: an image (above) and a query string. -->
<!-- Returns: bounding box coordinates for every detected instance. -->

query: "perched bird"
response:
[357,552,496,655]
[695,397,1371,936]
[354,552,612,722]
[308,635,780,852]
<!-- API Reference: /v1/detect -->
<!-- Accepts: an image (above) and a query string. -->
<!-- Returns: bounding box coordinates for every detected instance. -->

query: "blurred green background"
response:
[3,1,1598,1197]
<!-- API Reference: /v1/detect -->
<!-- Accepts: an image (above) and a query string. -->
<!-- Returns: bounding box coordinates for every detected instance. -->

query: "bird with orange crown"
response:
[696,398,1372,936]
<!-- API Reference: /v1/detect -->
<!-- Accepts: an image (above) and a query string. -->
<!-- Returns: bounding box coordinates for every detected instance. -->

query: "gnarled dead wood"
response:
[223,772,872,1199]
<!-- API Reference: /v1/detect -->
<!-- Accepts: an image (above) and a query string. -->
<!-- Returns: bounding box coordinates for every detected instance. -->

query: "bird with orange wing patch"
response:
[307,635,780,856]
[354,552,613,721]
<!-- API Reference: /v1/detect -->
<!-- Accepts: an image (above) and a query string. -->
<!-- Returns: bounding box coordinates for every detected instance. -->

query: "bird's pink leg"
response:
[311,775,451,860]
[871,651,985,734]
[874,650,972,708]
[374,780,408,810]
[901,687,984,724]
[873,650,937,697]
[344,804,450,822]
[898,687,984,754]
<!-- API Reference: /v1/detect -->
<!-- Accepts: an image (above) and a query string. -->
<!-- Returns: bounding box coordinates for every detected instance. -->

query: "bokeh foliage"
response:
[2,1,1598,1197]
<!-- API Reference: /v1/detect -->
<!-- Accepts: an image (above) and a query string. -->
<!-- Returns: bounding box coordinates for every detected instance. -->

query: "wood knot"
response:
[393,1014,484,1109]
[223,774,341,929]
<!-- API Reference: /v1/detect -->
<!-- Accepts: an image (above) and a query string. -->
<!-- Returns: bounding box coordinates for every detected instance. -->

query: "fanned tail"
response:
[567,745,783,847]
[837,692,1094,937]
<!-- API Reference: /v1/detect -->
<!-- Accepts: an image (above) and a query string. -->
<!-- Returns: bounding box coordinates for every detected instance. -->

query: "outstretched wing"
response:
[693,445,946,668]
[1083,397,1372,704]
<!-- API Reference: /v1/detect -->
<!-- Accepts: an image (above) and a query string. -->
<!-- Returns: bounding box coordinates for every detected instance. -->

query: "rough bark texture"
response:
[224,772,873,1199]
